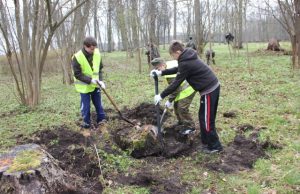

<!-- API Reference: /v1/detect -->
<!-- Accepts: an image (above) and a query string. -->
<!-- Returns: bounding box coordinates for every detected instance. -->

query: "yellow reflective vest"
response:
[73,49,101,93]
[164,60,195,102]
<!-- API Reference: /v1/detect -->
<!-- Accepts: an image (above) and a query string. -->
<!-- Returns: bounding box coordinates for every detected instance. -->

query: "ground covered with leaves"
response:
[0,43,299,193]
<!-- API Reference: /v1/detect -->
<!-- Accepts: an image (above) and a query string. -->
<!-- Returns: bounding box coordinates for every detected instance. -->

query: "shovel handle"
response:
[97,82,136,126]
[100,86,121,113]
[153,73,161,138]
[153,72,159,95]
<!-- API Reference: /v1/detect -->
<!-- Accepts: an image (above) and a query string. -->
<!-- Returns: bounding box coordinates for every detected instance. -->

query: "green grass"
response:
[7,150,42,173]
[0,42,300,193]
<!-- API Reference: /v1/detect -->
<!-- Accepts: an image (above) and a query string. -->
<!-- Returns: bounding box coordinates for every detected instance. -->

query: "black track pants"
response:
[199,85,222,149]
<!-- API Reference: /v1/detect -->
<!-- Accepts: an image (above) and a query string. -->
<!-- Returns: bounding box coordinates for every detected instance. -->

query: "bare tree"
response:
[115,0,129,51]
[0,0,87,107]
[53,0,91,85]
[194,0,206,54]
[266,0,300,68]
[149,0,157,44]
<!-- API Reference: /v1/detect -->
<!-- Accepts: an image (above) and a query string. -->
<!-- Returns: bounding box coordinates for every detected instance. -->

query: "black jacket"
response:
[161,48,219,98]
[72,48,103,84]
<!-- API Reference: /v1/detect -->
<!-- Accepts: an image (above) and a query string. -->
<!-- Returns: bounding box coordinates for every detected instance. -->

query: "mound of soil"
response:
[24,125,103,193]
[251,48,288,56]
[223,111,237,118]
[113,171,187,194]
[205,134,281,173]
[122,103,168,125]
[114,123,198,158]
[114,103,199,158]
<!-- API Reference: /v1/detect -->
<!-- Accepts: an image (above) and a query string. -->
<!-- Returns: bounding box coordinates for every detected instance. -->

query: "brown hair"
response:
[83,36,97,47]
[169,40,185,54]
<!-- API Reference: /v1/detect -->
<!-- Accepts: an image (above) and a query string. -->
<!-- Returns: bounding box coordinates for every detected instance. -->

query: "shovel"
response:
[153,73,162,141]
[97,82,137,126]
[159,108,168,132]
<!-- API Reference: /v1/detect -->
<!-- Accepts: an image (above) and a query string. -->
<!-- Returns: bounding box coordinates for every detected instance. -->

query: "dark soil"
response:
[114,103,200,158]
[22,125,103,193]
[236,124,255,132]
[205,134,281,173]
[16,103,282,193]
[114,171,187,194]
[223,111,237,118]
[122,102,169,125]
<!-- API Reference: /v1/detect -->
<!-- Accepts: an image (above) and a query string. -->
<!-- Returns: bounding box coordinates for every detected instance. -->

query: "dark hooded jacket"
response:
[160,48,219,98]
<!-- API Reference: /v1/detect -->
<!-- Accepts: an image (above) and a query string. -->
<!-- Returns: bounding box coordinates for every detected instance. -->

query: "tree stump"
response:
[267,38,282,51]
[114,124,198,158]
[115,125,163,158]
[0,144,98,194]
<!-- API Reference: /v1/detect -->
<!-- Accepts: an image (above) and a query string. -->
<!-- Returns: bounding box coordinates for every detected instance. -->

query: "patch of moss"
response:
[7,150,42,173]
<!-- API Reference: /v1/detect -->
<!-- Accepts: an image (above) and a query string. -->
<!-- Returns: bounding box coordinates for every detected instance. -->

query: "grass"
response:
[7,150,42,173]
[0,42,300,193]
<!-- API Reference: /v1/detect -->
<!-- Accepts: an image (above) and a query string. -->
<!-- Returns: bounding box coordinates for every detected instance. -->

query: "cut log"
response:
[0,144,99,194]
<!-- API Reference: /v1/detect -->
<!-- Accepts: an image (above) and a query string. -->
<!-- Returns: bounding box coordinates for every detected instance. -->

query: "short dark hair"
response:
[169,40,184,54]
[83,36,97,47]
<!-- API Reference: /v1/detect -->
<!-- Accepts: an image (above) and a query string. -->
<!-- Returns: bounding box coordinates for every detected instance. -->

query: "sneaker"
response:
[80,122,90,129]
[179,128,195,135]
[202,146,223,154]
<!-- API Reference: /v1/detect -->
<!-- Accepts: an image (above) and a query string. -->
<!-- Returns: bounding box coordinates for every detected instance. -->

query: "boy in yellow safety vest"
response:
[151,58,196,135]
[72,37,106,129]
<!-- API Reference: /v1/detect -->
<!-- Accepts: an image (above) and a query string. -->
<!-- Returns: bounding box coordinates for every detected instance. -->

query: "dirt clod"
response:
[205,134,281,173]
[223,111,237,118]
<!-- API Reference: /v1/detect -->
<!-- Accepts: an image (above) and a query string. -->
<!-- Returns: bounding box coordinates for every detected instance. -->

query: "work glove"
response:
[165,100,173,108]
[91,79,99,85]
[150,69,162,77]
[154,94,162,105]
[98,81,106,89]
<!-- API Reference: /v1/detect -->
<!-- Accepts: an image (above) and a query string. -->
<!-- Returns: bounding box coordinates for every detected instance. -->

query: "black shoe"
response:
[202,146,223,154]
[179,128,195,135]
[81,122,90,129]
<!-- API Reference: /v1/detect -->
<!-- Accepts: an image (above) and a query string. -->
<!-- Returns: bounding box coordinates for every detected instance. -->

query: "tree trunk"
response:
[149,0,157,44]
[173,0,177,39]
[194,0,204,54]
[107,0,113,52]
[295,0,300,68]
[237,0,243,49]
[116,0,128,51]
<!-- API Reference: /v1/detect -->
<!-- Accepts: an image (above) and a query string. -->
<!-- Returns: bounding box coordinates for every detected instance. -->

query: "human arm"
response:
[160,65,188,99]
[162,67,178,76]
[98,59,104,81]
[72,58,92,84]
[166,77,181,102]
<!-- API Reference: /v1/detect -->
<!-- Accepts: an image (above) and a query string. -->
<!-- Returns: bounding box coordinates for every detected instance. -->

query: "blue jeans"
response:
[80,88,105,125]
